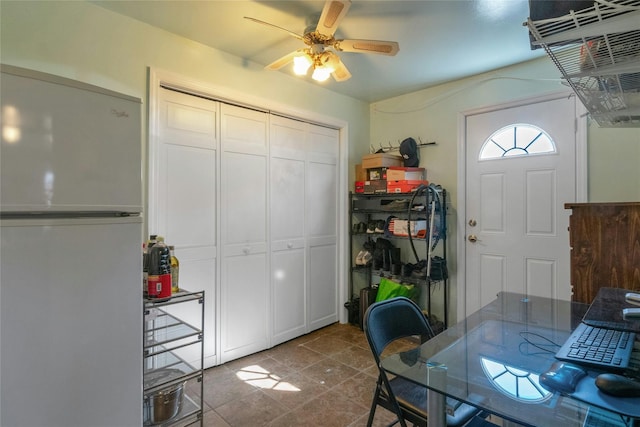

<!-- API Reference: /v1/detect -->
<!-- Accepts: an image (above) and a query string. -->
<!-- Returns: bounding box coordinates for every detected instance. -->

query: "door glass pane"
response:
[480,124,556,160]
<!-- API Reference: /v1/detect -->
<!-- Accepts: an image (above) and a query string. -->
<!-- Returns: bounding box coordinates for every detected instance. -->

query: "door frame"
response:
[456,91,588,322]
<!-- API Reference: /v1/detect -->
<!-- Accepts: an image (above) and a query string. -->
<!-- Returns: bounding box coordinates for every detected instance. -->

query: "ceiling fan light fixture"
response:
[250,0,396,84]
[293,55,312,75]
[312,65,333,82]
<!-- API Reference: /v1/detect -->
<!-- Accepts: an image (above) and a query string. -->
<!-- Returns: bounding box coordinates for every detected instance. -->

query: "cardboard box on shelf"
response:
[355,164,367,182]
[362,153,402,169]
[367,167,388,181]
[387,180,429,193]
[355,181,365,193]
[389,219,427,238]
[387,167,426,181]
[363,180,387,194]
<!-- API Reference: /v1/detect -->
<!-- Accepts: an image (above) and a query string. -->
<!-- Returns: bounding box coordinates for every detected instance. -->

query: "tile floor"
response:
[198,322,416,427]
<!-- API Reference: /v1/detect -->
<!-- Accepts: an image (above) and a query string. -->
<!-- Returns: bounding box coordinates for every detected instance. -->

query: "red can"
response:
[147,274,171,299]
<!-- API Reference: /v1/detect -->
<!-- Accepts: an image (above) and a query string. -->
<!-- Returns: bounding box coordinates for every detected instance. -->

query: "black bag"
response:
[429,256,448,281]
[344,297,360,326]
[359,286,378,330]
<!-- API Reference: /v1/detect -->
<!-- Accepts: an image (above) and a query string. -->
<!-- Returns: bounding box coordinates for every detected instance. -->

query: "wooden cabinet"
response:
[565,202,640,304]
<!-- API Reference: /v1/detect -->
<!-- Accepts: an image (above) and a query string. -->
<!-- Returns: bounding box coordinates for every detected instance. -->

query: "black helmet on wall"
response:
[399,137,419,167]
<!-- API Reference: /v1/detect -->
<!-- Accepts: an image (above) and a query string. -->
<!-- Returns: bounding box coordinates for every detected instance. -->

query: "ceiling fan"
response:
[245,0,399,82]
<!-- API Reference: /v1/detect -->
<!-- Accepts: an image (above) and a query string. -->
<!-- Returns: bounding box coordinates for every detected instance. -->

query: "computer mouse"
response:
[540,361,587,394]
[595,373,640,397]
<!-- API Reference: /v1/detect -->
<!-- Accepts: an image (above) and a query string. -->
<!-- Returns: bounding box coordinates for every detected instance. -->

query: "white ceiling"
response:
[91,0,549,102]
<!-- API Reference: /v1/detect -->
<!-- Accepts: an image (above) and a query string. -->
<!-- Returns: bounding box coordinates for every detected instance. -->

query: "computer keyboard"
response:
[555,322,636,370]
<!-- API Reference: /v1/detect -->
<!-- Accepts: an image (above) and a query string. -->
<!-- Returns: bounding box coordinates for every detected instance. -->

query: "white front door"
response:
[464,94,579,316]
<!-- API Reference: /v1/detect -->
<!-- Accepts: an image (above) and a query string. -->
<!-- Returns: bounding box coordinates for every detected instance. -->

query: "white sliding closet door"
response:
[151,73,342,365]
[307,124,339,331]
[220,104,269,363]
[270,116,307,346]
[151,87,218,368]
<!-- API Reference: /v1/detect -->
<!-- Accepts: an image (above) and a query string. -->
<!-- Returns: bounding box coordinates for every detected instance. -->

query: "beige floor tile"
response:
[257,371,330,410]
[267,342,328,371]
[268,388,368,427]
[302,334,357,357]
[300,358,360,388]
[215,389,288,426]
[198,322,423,427]
[330,344,377,372]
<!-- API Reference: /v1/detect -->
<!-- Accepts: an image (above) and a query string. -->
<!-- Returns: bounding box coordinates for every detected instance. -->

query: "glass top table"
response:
[380,292,638,427]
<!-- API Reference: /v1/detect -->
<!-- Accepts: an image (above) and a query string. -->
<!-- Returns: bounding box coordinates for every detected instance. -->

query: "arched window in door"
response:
[479,123,556,160]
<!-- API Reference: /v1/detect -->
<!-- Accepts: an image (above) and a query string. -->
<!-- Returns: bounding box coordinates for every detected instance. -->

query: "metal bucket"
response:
[143,369,187,425]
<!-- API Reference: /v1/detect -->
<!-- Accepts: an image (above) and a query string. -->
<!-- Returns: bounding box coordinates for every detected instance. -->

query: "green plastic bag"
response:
[375,277,416,302]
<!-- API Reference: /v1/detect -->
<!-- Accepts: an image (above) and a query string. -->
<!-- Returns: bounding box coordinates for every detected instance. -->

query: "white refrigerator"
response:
[1,65,143,427]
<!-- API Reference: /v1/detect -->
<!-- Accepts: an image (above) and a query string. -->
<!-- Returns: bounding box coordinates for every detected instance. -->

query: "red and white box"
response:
[389,219,427,238]
[355,181,365,193]
[386,167,426,181]
[387,179,429,193]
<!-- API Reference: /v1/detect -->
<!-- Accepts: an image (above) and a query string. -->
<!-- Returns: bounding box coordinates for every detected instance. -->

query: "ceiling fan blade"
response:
[316,0,351,37]
[323,51,351,82]
[244,16,304,41]
[331,59,352,82]
[265,50,305,71]
[335,39,400,56]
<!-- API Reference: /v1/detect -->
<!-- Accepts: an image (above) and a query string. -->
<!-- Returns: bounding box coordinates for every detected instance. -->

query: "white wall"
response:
[370,58,640,322]
[0,0,370,234]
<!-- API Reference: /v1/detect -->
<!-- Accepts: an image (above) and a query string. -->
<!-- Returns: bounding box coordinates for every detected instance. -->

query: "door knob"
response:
[468,234,478,243]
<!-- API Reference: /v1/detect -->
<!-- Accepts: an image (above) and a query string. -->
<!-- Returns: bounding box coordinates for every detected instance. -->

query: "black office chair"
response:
[363,296,481,427]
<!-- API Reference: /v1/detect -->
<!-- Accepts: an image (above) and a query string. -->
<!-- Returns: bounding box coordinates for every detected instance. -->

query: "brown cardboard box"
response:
[387,180,429,193]
[355,164,367,182]
[362,153,402,169]
[386,167,426,181]
[367,167,388,180]
[363,180,387,194]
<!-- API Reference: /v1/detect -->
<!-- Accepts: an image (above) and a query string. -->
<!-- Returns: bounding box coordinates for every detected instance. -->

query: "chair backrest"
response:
[364,296,435,363]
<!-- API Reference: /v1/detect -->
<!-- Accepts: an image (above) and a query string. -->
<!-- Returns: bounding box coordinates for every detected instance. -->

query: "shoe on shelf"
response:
[359,222,367,233]
[362,251,372,265]
[355,250,365,265]
[375,220,385,233]
[366,222,377,234]
[382,199,409,211]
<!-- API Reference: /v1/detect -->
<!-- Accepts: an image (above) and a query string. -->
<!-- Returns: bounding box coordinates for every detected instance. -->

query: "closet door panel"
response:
[221,253,268,355]
[270,115,307,345]
[222,105,268,156]
[306,124,339,331]
[223,151,266,245]
[153,87,218,366]
[220,103,268,362]
[307,161,338,331]
[164,145,216,247]
[308,243,338,330]
[271,248,306,344]
[307,161,338,238]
